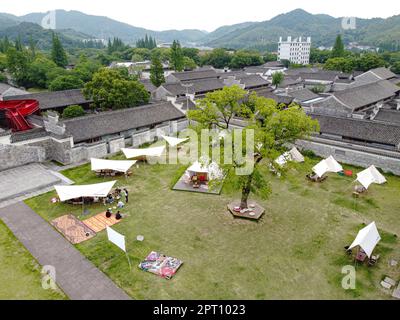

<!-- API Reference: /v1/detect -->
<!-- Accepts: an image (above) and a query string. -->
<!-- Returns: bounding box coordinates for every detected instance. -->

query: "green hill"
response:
[203,9,400,51]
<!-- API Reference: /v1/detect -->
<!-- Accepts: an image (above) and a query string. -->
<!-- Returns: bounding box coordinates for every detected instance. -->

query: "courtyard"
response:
[22,154,400,300]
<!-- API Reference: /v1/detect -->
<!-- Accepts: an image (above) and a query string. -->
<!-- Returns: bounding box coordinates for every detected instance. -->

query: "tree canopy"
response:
[83,68,150,110]
[51,33,68,68]
[170,40,184,72]
[188,86,318,209]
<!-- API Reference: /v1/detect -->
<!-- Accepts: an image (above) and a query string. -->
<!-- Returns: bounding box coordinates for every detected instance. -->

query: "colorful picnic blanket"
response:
[139,251,183,280]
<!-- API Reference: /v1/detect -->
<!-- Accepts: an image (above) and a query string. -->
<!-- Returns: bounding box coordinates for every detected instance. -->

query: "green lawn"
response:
[25,153,400,300]
[0,220,66,300]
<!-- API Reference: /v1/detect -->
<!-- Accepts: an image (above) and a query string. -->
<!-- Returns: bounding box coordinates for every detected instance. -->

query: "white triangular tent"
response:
[356,166,387,190]
[122,146,165,159]
[313,156,343,178]
[349,222,381,258]
[187,161,224,180]
[289,147,305,163]
[91,158,137,173]
[275,147,304,166]
[162,135,189,147]
[55,181,116,202]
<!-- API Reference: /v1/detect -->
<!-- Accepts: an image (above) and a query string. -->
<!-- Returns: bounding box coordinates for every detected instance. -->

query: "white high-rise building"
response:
[278,36,311,65]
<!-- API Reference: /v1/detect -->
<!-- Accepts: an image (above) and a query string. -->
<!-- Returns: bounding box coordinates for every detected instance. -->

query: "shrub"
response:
[62,105,85,119]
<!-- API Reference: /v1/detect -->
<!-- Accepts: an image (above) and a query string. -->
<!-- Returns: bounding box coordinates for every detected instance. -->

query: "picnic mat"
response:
[139,251,183,280]
[51,214,96,244]
[83,212,121,233]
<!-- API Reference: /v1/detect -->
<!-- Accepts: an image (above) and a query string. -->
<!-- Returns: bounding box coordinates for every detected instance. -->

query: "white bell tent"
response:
[275,147,305,166]
[313,156,343,178]
[348,222,381,258]
[122,146,165,159]
[55,181,116,202]
[187,161,224,181]
[162,135,189,147]
[356,166,387,190]
[91,158,137,173]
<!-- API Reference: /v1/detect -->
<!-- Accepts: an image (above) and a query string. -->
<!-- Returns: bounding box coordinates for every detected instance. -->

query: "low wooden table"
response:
[227,201,265,221]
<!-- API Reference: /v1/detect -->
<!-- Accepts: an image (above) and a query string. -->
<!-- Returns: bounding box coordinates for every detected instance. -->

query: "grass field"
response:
[25,153,400,300]
[0,220,66,300]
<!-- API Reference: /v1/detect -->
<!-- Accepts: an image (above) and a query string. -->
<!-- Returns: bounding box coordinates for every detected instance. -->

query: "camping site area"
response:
[25,154,400,300]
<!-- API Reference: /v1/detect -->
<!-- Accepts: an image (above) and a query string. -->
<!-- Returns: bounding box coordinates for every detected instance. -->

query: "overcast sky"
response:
[1,0,398,31]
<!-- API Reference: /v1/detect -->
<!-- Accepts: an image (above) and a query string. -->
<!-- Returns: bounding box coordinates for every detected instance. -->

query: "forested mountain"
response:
[1,9,399,51]
[204,9,400,51]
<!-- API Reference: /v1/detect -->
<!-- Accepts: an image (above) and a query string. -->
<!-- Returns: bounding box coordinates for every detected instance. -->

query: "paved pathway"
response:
[0,202,131,300]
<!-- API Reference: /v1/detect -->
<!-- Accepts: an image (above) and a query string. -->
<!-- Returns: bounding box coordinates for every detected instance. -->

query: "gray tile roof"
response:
[0,83,12,95]
[175,97,196,110]
[162,83,188,96]
[369,67,397,80]
[243,66,268,74]
[0,83,29,96]
[262,61,285,68]
[63,102,185,143]
[172,69,218,82]
[161,78,226,97]
[140,79,157,93]
[251,88,294,105]
[287,88,320,102]
[278,77,303,88]
[313,114,400,146]
[373,109,400,125]
[2,87,30,97]
[299,72,338,82]
[186,78,226,94]
[236,74,269,89]
[333,80,400,111]
[5,89,91,110]
[352,68,397,88]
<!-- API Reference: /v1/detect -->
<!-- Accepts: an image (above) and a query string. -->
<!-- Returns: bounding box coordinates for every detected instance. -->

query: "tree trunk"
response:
[240,154,263,209]
[240,174,253,209]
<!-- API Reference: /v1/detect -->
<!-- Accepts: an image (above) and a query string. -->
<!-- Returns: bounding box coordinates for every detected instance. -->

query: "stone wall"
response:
[70,142,108,164]
[130,120,188,148]
[0,144,46,171]
[109,137,126,154]
[297,139,400,175]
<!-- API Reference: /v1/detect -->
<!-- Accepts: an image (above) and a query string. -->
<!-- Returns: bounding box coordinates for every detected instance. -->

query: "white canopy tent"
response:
[313,156,343,178]
[91,158,137,173]
[275,147,305,166]
[122,146,165,159]
[356,166,387,190]
[187,161,224,181]
[162,135,189,147]
[55,181,116,202]
[349,222,381,258]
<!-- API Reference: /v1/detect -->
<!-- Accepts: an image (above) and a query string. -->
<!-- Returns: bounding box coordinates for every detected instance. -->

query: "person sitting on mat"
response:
[105,209,112,218]
[116,211,122,220]
[117,200,125,209]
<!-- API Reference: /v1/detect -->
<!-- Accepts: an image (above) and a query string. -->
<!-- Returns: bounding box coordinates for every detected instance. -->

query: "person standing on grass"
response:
[123,188,129,203]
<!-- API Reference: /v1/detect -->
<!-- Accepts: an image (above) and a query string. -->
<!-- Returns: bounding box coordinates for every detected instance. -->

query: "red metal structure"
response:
[0,100,39,132]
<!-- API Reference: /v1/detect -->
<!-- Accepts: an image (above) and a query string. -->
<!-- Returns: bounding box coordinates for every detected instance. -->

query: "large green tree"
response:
[170,40,184,72]
[271,72,284,88]
[49,75,84,91]
[201,48,232,69]
[324,57,355,73]
[150,53,165,87]
[83,68,150,110]
[6,47,30,86]
[230,50,263,69]
[188,86,318,209]
[331,35,345,58]
[51,33,68,68]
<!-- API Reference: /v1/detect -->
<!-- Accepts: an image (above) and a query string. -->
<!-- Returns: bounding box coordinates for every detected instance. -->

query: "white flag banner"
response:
[106,227,126,252]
